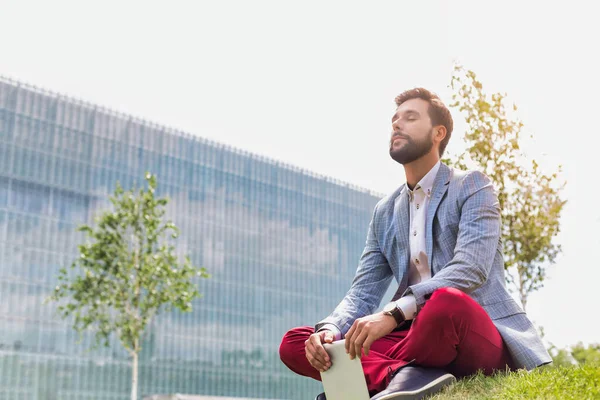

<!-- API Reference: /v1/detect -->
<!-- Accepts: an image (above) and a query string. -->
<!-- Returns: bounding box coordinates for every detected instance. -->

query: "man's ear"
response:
[435,126,447,143]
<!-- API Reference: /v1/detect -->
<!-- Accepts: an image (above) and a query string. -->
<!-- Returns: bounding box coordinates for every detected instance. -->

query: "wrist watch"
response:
[383,301,406,326]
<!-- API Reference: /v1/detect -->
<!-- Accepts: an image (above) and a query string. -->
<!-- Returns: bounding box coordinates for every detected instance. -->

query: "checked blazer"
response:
[316,162,551,370]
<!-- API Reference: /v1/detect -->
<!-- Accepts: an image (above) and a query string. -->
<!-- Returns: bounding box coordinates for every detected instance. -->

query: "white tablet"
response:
[319,339,370,400]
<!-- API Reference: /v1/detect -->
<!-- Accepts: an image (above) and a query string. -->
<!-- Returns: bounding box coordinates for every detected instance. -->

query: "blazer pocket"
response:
[482,298,525,320]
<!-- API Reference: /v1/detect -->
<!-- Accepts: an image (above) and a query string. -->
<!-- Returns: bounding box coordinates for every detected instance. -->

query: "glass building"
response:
[0,77,387,399]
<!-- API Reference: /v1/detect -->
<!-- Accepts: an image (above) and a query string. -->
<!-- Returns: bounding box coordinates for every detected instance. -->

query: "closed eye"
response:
[391,109,421,122]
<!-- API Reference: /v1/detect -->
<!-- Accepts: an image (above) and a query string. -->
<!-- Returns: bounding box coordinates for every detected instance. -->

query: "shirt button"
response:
[416,204,420,209]
[413,231,417,236]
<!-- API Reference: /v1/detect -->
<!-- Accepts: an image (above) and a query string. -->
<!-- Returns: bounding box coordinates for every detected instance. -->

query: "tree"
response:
[547,342,600,367]
[46,173,209,400]
[571,342,600,365]
[444,65,566,310]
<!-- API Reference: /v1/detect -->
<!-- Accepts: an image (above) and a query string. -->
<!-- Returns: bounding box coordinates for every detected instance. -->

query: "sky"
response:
[1,0,598,349]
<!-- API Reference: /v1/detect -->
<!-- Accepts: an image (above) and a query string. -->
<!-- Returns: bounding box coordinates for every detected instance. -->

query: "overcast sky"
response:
[1,0,598,349]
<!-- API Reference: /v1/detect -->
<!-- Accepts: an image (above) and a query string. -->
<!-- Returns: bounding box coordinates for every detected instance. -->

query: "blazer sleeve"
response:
[315,203,394,335]
[401,171,501,309]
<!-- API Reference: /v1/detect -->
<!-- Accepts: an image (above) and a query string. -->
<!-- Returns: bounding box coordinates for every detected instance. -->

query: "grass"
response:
[429,364,600,400]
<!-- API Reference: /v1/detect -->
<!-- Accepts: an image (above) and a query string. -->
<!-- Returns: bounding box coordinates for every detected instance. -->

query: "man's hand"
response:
[305,330,334,372]
[345,312,397,359]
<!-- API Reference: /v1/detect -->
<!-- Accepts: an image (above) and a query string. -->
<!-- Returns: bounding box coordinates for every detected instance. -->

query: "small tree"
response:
[46,173,209,400]
[547,342,600,367]
[445,65,566,310]
[571,342,600,366]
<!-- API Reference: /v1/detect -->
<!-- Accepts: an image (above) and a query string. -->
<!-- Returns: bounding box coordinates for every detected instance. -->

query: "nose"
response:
[392,117,403,132]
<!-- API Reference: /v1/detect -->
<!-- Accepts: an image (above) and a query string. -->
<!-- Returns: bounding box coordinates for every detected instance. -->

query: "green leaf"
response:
[449,65,565,310]
[46,172,211,385]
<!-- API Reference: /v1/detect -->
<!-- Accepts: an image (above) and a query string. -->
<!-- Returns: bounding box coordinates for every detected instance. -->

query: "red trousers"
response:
[279,288,515,394]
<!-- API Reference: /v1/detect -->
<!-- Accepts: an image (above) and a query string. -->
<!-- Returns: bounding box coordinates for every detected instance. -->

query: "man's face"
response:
[389,98,435,165]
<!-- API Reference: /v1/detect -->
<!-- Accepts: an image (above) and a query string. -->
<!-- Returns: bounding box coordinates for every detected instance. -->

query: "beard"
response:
[389,130,434,165]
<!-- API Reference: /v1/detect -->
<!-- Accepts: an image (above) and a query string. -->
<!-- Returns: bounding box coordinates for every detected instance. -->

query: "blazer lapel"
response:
[426,163,451,272]
[391,184,410,300]
[394,184,410,257]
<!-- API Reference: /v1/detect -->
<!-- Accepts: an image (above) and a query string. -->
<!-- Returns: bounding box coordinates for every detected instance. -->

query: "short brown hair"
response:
[394,88,453,157]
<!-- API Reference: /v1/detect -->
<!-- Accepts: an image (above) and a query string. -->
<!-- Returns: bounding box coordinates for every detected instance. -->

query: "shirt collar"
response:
[406,161,441,199]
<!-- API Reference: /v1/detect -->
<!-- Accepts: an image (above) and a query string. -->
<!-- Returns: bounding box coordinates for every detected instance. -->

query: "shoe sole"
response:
[373,373,456,400]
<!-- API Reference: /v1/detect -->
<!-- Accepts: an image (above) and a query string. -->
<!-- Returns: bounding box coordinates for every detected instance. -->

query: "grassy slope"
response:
[430,364,600,400]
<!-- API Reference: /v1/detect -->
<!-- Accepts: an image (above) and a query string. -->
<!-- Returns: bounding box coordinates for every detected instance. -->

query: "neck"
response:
[403,152,440,189]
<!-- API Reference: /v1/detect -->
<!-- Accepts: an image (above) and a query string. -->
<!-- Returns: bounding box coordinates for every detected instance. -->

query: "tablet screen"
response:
[319,340,370,400]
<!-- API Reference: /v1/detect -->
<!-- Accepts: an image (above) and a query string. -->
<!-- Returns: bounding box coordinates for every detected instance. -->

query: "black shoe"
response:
[314,393,326,400]
[370,366,456,400]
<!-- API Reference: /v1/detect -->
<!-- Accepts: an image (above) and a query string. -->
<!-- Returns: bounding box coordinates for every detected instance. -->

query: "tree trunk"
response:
[519,275,528,312]
[131,349,138,400]
[518,267,528,312]
[520,292,528,312]
[132,230,140,400]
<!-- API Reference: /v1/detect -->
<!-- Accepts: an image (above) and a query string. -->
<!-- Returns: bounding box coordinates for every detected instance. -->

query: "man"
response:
[279,88,551,400]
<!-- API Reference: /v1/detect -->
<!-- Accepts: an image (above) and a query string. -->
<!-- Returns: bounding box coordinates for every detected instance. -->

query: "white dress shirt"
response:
[395,161,441,320]
[318,162,441,338]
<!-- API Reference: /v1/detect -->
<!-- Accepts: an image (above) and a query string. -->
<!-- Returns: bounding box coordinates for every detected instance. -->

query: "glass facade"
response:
[0,77,387,399]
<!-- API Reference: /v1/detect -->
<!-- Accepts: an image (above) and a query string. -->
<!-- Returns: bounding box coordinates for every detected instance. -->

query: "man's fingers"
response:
[310,357,326,371]
[348,325,361,359]
[306,352,326,371]
[363,336,375,357]
[318,344,330,365]
[305,339,317,357]
[307,335,330,369]
[345,323,357,353]
[318,332,332,361]
[307,339,324,364]
[348,321,366,359]
[311,336,329,363]
[306,342,326,371]
[309,349,330,372]
[353,329,369,360]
